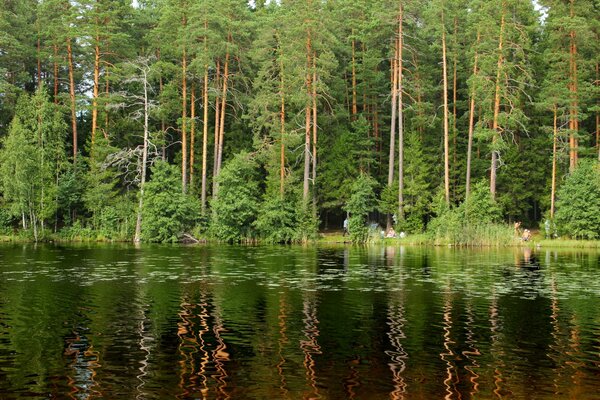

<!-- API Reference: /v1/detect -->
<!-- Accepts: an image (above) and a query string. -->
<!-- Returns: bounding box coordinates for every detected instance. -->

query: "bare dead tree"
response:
[105,57,161,243]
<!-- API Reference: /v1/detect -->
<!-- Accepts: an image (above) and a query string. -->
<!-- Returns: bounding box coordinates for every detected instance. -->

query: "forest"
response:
[0,0,599,243]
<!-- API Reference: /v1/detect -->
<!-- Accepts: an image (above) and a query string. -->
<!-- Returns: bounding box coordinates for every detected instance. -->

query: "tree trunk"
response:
[31,211,38,243]
[181,45,188,193]
[280,46,286,197]
[465,31,480,200]
[550,104,558,218]
[91,40,100,156]
[53,44,59,104]
[201,63,209,212]
[568,0,578,172]
[442,7,450,205]
[312,55,318,207]
[37,37,42,89]
[386,27,399,230]
[190,82,196,190]
[397,4,404,220]
[351,33,357,119]
[67,37,78,161]
[490,9,505,199]
[303,31,312,203]
[388,37,398,188]
[452,16,458,198]
[596,62,599,161]
[104,68,109,137]
[215,45,230,193]
[212,59,221,196]
[158,48,166,160]
[134,69,150,244]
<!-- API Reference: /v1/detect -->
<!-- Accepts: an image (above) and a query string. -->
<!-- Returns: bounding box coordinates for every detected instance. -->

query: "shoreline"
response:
[2,233,600,249]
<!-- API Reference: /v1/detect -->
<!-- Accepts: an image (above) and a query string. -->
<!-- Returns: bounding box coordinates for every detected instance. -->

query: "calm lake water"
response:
[0,244,598,399]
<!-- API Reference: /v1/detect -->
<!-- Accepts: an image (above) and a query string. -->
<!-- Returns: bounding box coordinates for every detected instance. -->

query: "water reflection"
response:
[386,294,407,399]
[64,330,100,399]
[300,293,321,399]
[440,287,458,400]
[277,292,289,399]
[0,244,598,399]
[462,299,480,397]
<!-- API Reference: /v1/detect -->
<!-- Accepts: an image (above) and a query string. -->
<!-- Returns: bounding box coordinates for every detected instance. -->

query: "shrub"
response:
[345,173,378,243]
[427,181,512,246]
[209,152,260,242]
[254,191,301,243]
[555,160,600,239]
[142,161,199,243]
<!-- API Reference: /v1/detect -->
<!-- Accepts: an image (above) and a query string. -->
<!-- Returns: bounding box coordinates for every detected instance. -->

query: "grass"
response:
[2,228,599,248]
[530,237,600,249]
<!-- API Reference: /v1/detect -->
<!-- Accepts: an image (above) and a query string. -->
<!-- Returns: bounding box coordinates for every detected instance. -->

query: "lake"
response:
[0,244,598,399]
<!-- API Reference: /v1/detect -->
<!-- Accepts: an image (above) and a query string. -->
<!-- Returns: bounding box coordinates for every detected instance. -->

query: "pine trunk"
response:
[568,0,578,172]
[181,46,188,193]
[201,64,209,212]
[596,62,599,161]
[67,37,78,161]
[190,82,196,189]
[312,57,318,207]
[302,29,312,203]
[386,28,399,230]
[37,37,42,89]
[465,31,480,199]
[303,32,312,203]
[550,104,558,218]
[91,41,100,155]
[397,5,404,220]
[158,49,166,160]
[351,34,357,118]
[134,69,150,244]
[212,59,221,196]
[104,68,109,138]
[442,9,450,205]
[53,44,59,104]
[490,10,505,199]
[452,17,458,197]
[216,46,230,186]
[388,37,398,188]
[280,48,286,197]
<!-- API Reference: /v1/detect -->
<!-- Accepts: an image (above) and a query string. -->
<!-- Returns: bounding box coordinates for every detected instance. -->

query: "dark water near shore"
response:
[0,244,598,399]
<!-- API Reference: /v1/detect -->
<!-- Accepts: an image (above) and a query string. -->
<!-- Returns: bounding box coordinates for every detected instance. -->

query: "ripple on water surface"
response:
[0,244,598,399]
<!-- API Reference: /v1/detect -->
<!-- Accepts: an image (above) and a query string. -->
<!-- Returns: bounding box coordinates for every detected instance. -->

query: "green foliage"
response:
[344,174,377,243]
[57,162,85,226]
[0,88,66,240]
[462,181,503,224]
[209,152,260,242]
[0,0,598,243]
[400,133,432,233]
[320,117,375,210]
[296,201,319,242]
[555,161,600,240]
[255,190,302,244]
[83,137,123,235]
[142,161,199,243]
[379,183,398,216]
[0,206,12,234]
[428,181,509,246]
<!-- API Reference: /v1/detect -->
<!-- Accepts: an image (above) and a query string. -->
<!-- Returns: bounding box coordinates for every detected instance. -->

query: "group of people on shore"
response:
[514,221,532,241]
[342,217,405,239]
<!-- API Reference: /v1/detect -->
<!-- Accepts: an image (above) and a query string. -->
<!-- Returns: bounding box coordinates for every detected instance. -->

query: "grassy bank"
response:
[3,229,600,248]
[317,230,600,248]
[530,238,600,248]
